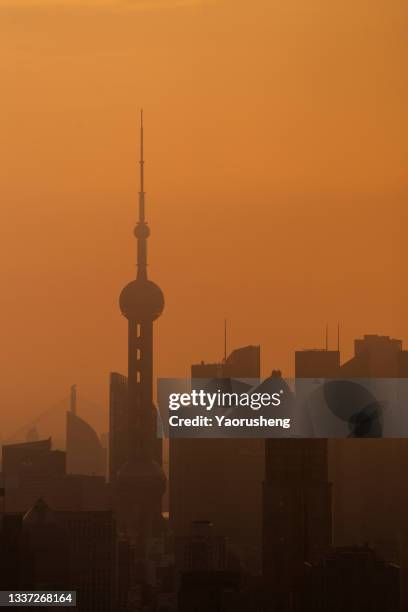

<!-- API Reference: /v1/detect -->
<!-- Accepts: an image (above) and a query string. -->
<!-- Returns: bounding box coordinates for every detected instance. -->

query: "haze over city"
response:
[1,0,407,437]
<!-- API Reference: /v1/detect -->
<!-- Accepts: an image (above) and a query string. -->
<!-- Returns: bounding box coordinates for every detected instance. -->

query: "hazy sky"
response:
[0,0,407,438]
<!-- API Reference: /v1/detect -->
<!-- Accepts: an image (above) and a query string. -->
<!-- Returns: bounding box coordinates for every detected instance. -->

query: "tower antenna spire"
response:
[135,109,150,280]
[139,109,145,223]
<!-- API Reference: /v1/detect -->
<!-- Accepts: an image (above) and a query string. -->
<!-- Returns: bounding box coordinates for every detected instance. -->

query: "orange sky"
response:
[0,0,407,439]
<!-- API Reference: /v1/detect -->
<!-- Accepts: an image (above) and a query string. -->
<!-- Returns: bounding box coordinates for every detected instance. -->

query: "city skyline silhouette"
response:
[0,121,406,609]
[1,0,407,435]
[1,1,407,609]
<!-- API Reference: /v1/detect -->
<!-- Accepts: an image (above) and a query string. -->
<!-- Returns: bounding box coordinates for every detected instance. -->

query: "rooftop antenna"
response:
[70,384,77,415]
[337,322,340,352]
[325,323,329,351]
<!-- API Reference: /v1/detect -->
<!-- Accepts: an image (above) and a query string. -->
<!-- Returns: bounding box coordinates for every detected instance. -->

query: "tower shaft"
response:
[127,319,154,460]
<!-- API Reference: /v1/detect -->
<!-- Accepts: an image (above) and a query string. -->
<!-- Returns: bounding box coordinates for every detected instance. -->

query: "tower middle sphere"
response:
[119,278,164,321]
[134,222,150,239]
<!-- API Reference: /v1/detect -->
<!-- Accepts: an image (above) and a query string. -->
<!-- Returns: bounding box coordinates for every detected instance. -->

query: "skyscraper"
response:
[262,372,332,607]
[170,346,264,572]
[115,112,166,545]
[263,439,332,591]
[295,336,408,552]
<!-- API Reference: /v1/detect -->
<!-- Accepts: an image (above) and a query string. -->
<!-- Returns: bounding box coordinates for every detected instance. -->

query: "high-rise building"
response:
[262,363,332,608]
[176,521,240,612]
[2,438,65,494]
[342,334,408,377]
[0,499,117,611]
[2,438,65,479]
[170,345,264,572]
[114,112,166,545]
[2,438,109,513]
[175,521,228,574]
[295,349,340,379]
[55,507,117,612]
[295,334,408,380]
[0,513,27,590]
[191,345,260,380]
[295,335,408,555]
[304,546,400,612]
[263,437,332,599]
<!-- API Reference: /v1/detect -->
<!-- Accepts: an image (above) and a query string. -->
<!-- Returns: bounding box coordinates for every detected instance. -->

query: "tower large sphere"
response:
[119,278,164,321]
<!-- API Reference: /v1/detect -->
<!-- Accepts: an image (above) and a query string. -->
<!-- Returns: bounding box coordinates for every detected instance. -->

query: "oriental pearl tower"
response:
[116,111,166,545]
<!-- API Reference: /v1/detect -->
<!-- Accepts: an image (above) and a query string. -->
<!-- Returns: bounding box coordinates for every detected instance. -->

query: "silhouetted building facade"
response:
[191,345,260,380]
[0,499,117,611]
[295,334,408,380]
[176,521,228,574]
[304,546,399,612]
[295,350,340,379]
[2,439,109,513]
[296,334,408,556]
[0,514,27,590]
[341,334,408,378]
[2,439,65,487]
[170,345,263,572]
[263,434,332,607]
[177,521,240,612]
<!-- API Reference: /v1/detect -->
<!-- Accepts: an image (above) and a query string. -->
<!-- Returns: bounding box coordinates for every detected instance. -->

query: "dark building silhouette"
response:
[178,569,240,612]
[295,349,340,379]
[23,499,70,591]
[170,345,264,572]
[304,546,400,612]
[0,513,27,590]
[2,438,109,513]
[56,507,116,611]
[175,520,228,574]
[0,499,117,611]
[295,334,408,558]
[296,334,408,380]
[176,521,240,612]
[260,368,332,609]
[2,438,65,492]
[114,112,166,545]
[263,434,332,606]
[191,345,260,380]
[341,334,408,377]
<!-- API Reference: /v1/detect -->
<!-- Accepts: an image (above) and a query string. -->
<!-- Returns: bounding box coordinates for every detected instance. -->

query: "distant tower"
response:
[116,111,166,544]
